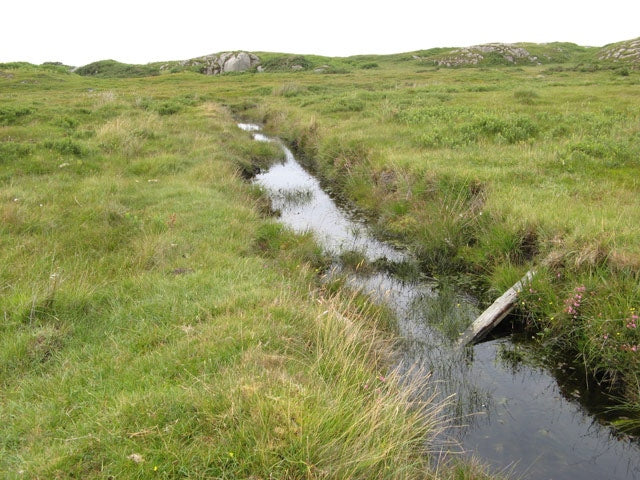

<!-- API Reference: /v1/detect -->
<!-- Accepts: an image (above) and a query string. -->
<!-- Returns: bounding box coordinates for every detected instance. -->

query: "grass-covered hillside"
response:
[73,59,169,77]
[599,37,640,66]
[70,39,639,79]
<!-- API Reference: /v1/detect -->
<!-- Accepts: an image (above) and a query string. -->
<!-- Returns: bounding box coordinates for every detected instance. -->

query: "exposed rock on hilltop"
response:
[183,52,260,75]
[413,42,595,68]
[599,38,640,66]
[430,43,540,67]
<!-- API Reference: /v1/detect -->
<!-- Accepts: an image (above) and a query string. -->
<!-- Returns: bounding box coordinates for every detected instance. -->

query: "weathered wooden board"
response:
[457,270,536,347]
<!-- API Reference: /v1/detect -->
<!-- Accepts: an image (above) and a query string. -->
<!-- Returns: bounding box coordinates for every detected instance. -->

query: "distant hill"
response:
[22,37,638,78]
[598,37,640,66]
[410,42,596,67]
[73,59,180,78]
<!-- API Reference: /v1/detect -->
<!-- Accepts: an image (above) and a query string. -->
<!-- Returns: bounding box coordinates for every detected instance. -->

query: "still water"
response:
[239,123,640,480]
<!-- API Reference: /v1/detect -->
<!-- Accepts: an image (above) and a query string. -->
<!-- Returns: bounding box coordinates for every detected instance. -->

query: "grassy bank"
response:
[229,64,640,409]
[0,66,500,478]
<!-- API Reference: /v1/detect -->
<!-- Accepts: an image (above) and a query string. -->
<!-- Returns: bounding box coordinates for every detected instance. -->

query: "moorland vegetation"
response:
[1,37,639,476]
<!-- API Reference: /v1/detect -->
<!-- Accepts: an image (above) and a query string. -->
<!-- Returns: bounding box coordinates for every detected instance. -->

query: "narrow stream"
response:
[239,123,640,480]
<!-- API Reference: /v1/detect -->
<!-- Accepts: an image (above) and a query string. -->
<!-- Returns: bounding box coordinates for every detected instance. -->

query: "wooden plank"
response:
[457,270,535,347]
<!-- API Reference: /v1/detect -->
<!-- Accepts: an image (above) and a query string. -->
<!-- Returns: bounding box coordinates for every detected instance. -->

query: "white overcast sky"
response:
[2,0,638,66]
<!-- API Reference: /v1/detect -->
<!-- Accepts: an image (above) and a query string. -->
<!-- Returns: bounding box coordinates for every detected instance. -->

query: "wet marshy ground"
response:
[239,123,640,480]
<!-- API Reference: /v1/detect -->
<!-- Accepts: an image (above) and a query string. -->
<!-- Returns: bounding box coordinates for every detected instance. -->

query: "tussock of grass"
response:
[96,113,160,157]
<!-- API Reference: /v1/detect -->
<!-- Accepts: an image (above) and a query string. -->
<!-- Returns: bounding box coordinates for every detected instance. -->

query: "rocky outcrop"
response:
[599,38,640,66]
[183,52,260,75]
[430,43,539,67]
[433,49,484,67]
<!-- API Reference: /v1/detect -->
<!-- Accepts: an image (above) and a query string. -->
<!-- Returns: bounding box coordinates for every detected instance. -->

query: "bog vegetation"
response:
[0,61,502,479]
[1,39,639,476]
[235,52,640,410]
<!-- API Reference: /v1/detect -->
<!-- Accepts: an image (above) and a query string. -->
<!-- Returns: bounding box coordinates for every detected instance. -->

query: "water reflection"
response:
[239,123,640,480]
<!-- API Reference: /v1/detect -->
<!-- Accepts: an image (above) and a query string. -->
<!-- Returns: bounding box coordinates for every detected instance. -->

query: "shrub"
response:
[564,138,634,166]
[42,138,87,156]
[0,106,34,125]
[156,101,182,116]
[55,116,79,131]
[396,106,471,124]
[0,142,34,163]
[136,94,202,115]
[260,55,312,72]
[417,129,445,148]
[273,83,307,98]
[322,98,366,113]
[461,114,538,144]
[320,138,371,175]
[229,137,284,179]
[514,89,540,105]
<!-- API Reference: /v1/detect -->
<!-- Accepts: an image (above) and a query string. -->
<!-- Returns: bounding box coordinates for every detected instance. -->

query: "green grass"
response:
[0,64,507,478]
[62,50,640,409]
[4,39,640,474]
[74,59,165,78]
